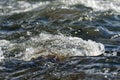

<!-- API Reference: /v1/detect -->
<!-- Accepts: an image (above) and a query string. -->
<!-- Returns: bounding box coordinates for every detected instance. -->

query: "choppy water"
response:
[0,0,120,80]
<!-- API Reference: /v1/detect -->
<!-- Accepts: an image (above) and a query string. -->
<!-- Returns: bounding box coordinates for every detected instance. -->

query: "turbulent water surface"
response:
[0,0,120,80]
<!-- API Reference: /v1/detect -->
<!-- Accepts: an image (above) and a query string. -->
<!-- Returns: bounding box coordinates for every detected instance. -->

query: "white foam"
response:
[0,33,105,61]
[1,0,120,16]
[0,47,4,62]
[10,1,50,14]
[0,1,50,15]
[21,33,105,60]
[0,40,10,61]
[60,0,120,12]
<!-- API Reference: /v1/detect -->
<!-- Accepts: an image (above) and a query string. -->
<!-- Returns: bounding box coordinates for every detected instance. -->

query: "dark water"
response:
[0,0,120,80]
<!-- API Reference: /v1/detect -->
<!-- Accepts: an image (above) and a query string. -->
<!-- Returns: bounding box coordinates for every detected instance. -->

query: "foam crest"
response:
[61,0,120,12]
[0,33,105,61]
[0,1,50,15]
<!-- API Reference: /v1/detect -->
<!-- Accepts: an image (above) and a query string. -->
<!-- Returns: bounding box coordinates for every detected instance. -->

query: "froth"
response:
[0,33,105,61]
[61,0,120,12]
[0,1,50,15]
[0,40,10,61]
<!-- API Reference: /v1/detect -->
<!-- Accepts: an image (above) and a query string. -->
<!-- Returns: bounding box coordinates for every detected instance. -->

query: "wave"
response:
[0,32,105,61]
[0,0,50,15]
[0,0,120,16]
[60,0,120,12]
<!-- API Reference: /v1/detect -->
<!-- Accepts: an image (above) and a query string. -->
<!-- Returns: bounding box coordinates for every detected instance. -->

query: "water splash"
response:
[0,32,105,61]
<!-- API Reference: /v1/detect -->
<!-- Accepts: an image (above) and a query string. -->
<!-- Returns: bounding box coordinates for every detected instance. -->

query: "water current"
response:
[0,0,120,80]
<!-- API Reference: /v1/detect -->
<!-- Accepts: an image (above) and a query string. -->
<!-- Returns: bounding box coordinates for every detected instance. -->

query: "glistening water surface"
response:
[0,0,120,80]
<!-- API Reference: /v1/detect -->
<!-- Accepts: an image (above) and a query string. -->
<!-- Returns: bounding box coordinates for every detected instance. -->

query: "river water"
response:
[0,0,120,80]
